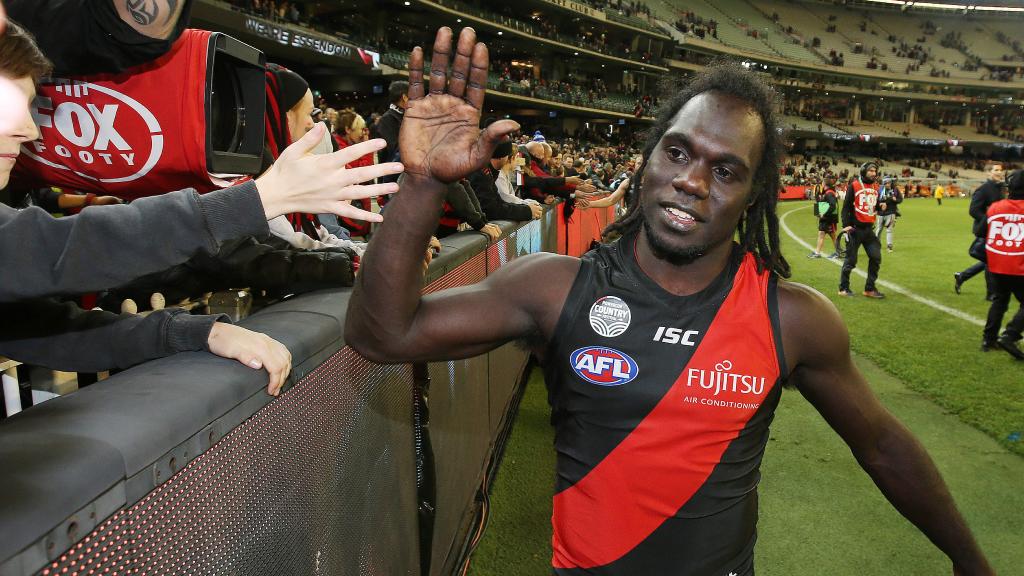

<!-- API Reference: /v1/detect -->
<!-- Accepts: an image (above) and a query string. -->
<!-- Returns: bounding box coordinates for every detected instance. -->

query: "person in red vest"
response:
[334,111,376,238]
[347,28,993,575]
[839,161,885,298]
[982,169,1024,359]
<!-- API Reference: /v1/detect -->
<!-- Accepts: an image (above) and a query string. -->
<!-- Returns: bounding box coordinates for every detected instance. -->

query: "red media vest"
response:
[851,178,879,224]
[14,30,226,199]
[986,198,1024,276]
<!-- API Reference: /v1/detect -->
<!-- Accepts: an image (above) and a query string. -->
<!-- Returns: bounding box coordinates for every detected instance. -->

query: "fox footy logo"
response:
[570,347,638,387]
[24,79,163,184]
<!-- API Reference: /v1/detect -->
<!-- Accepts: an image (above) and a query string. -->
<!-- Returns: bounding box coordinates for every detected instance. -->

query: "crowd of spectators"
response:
[674,11,718,41]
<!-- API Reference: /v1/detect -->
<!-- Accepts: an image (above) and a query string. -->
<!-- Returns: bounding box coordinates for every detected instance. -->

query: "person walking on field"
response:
[874,176,902,253]
[839,162,885,298]
[809,174,838,259]
[981,170,1024,359]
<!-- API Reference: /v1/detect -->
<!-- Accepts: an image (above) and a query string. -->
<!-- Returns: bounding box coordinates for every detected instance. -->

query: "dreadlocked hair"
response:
[602,60,791,278]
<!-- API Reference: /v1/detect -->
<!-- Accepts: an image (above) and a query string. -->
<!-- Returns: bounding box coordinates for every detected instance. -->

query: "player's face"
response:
[639,91,763,263]
[990,165,1004,183]
[0,75,39,190]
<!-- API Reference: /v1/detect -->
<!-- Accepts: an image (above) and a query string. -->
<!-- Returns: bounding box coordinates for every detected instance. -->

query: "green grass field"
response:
[468,198,1024,575]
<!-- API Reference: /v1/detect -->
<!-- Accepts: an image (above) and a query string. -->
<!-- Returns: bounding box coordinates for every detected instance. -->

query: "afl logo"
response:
[570,346,638,387]
[24,78,163,184]
[589,296,631,338]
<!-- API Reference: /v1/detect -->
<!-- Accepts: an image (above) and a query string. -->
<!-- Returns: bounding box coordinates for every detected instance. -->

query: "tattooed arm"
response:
[113,0,186,40]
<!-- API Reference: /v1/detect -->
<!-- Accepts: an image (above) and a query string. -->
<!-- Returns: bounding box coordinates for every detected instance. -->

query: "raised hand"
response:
[401,27,519,183]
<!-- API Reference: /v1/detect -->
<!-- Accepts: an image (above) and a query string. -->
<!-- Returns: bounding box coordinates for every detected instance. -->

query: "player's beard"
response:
[639,209,710,266]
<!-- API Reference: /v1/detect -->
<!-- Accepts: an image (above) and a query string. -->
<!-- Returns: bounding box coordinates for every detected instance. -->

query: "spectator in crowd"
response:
[372,80,408,166]
[839,162,885,298]
[467,139,543,223]
[436,180,501,241]
[981,169,1024,360]
[334,110,377,238]
[956,163,1006,302]
[0,20,400,392]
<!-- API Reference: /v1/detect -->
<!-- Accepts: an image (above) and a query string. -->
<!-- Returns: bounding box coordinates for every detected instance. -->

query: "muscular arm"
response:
[778,282,992,575]
[345,27,576,364]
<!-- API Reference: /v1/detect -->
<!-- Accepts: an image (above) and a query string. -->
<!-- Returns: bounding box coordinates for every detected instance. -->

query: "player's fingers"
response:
[279,122,326,162]
[448,28,476,99]
[408,46,425,100]
[465,41,489,109]
[330,138,387,166]
[429,27,453,95]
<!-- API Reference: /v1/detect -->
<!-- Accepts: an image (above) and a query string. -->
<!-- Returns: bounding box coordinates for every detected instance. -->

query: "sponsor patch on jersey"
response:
[588,296,631,337]
[570,346,638,386]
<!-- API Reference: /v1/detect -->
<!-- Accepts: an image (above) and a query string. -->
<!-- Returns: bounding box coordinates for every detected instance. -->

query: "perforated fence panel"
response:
[34,350,418,576]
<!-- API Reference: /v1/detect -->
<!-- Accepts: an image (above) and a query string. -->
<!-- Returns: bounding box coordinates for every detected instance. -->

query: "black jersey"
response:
[544,232,787,575]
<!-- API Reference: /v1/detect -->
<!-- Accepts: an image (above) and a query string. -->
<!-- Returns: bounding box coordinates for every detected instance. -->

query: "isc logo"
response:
[653,326,699,346]
[570,347,638,387]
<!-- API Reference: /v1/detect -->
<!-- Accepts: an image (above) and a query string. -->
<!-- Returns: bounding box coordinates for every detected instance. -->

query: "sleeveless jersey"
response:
[985,199,1024,276]
[544,233,786,575]
[851,179,879,224]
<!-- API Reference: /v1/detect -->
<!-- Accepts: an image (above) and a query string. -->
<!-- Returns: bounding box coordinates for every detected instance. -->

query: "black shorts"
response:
[818,219,837,233]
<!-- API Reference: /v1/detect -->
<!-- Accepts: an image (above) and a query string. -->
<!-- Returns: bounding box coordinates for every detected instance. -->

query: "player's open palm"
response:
[401,27,519,183]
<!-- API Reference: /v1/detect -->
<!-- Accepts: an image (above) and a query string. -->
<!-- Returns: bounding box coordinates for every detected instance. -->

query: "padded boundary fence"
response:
[0,204,599,576]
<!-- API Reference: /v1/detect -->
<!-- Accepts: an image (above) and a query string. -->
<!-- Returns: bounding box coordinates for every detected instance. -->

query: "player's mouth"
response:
[0,152,18,163]
[662,204,702,232]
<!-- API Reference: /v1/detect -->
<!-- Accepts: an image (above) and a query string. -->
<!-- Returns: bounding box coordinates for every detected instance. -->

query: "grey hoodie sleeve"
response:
[0,299,229,372]
[0,181,269,301]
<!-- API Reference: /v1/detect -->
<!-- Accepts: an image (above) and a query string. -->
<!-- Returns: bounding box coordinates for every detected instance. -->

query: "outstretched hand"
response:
[400,27,519,184]
[255,123,403,223]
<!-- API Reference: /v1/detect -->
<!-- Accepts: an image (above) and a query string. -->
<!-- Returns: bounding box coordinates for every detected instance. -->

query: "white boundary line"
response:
[779,203,985,327]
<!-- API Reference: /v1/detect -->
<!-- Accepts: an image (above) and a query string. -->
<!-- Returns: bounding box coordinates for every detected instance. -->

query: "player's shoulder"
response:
[775,280,845,335]
[775,279,851,368]
[488,251,582,288]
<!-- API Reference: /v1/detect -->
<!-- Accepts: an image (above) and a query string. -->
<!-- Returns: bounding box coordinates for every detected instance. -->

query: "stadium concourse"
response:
[0,1,1022,576]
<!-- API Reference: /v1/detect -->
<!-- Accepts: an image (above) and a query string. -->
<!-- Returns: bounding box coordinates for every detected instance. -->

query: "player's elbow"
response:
[344,318,407,364]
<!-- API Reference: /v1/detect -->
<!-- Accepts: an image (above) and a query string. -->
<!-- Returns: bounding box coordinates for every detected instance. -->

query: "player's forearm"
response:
[346,174,446,360]
[857,425,992,573]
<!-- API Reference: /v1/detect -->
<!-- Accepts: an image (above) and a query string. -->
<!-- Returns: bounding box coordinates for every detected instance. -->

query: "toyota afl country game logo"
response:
[24,79,164,184]
[589,296,631,337]
[987,212,1024,256]
[570,346,638,387]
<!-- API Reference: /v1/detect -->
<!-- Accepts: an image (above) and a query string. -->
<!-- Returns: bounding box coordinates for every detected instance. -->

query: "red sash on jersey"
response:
[551,254,782,569]
[986,199,1024,276]
[851,179,878,224]
[14,30,218,199]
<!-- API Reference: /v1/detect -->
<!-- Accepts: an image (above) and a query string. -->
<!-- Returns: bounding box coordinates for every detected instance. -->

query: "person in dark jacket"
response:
[808,174,839,259]
[372,80,408,165]
[839,162,885,298]
[874,176,903,252]
[467,140,543,223]
[435,180,501,241]
[954,163,1005,299]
